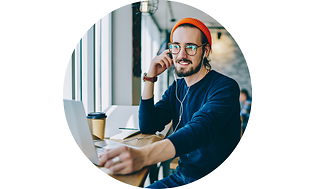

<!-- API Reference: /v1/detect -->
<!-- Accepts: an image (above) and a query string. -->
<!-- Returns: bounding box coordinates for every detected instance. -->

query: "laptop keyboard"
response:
[95,146,106,156]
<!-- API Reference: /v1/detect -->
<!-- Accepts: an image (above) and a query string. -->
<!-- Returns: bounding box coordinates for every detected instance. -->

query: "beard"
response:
[174,58,203,77]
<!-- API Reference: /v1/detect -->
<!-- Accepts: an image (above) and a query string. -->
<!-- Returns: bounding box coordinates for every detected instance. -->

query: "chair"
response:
[149,122,174,183]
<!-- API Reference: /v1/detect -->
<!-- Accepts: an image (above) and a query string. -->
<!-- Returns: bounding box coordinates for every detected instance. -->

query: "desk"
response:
[99,122,172,187]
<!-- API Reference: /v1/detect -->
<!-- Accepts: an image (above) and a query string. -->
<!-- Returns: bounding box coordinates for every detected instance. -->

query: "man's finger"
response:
[110,161,132,175]
[104,155,122,168]
[161,49,170,55]
[158,60,166,68]
[99,146,128,166]
[99,149,111,158]
[163,56,172,68]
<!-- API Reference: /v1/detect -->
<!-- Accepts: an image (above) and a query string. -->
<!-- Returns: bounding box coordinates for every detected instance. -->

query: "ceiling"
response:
[146,0,224,32]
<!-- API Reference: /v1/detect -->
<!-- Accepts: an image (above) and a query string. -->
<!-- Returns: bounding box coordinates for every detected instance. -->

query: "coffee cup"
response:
[87,112,107,140]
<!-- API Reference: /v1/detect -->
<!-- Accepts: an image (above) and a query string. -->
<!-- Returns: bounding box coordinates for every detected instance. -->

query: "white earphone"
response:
[172,51,206,133]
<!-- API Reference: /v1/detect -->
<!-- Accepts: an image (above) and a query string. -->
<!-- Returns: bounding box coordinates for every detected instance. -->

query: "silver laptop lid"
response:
[63,99,100,165]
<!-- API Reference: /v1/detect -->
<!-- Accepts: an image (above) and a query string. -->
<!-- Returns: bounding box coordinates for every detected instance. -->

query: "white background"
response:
[1,0,314,188]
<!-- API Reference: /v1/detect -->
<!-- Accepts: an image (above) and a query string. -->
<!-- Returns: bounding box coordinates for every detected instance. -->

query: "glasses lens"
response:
[185,45,197,56]
[169,43,180,54]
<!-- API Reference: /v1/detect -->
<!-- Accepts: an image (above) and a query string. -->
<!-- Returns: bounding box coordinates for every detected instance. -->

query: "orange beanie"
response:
[170,17,212,47]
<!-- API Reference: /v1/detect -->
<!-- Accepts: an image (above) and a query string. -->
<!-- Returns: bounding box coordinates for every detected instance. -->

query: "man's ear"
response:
[204,44,211,57]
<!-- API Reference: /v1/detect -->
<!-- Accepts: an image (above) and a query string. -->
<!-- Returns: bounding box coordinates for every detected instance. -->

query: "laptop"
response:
[63,99,137,166]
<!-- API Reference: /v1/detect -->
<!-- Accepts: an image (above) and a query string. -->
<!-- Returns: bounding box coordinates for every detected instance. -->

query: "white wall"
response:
[112,4,133,105]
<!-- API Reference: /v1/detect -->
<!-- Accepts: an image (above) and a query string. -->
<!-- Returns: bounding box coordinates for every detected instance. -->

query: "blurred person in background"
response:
[240,89,252,132]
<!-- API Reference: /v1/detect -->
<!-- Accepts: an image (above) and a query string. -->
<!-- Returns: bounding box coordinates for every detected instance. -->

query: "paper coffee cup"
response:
[87,112,107,140]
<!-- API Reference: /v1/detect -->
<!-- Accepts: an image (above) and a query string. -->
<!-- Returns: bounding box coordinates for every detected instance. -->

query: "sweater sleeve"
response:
[166,78,240,157]
[138,84,175,134]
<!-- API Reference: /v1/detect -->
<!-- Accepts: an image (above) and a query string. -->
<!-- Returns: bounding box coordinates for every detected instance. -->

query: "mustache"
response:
[175,58,192,64]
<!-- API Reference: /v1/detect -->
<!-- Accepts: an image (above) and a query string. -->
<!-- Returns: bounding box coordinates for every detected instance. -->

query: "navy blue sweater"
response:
[139,70,241,180]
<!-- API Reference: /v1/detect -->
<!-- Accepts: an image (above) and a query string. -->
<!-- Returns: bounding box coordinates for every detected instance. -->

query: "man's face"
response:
[240,92,247,103]
[172,26,204,78]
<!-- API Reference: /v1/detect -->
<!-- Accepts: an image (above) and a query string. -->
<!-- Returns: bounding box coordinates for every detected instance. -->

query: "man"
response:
[99,18,241,188]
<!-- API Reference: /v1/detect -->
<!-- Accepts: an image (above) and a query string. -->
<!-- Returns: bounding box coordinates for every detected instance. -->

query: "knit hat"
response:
[170,17,212,47]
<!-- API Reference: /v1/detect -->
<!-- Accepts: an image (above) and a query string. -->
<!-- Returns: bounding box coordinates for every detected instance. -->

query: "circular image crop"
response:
[63,0,251,188]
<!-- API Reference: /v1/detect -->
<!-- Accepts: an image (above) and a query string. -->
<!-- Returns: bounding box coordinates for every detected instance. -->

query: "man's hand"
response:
[99,139,175,175]
[142,49,174,100]
[99,146,147,175]
[147,49,173,77]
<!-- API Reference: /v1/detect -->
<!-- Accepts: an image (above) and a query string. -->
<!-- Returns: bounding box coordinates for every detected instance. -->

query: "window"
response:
[63,14,112,114]
[141,15,168,103]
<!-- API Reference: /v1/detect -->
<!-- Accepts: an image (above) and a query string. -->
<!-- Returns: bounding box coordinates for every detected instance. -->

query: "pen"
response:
[119,128,139,130]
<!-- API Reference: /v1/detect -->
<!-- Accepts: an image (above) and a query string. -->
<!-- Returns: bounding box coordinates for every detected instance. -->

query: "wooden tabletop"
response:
[99,123,172,187]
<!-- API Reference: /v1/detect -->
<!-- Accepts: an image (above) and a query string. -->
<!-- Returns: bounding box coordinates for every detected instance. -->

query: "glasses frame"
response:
[168,43,207,56]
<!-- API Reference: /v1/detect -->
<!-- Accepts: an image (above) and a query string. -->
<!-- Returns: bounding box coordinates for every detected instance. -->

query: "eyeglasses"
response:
[168,43,207,56]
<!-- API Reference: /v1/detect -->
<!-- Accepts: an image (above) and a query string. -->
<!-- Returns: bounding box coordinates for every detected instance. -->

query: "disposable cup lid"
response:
[87,112,107,119]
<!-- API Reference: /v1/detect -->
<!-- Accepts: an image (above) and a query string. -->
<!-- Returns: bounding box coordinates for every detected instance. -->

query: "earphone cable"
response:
[172,55,204,133]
